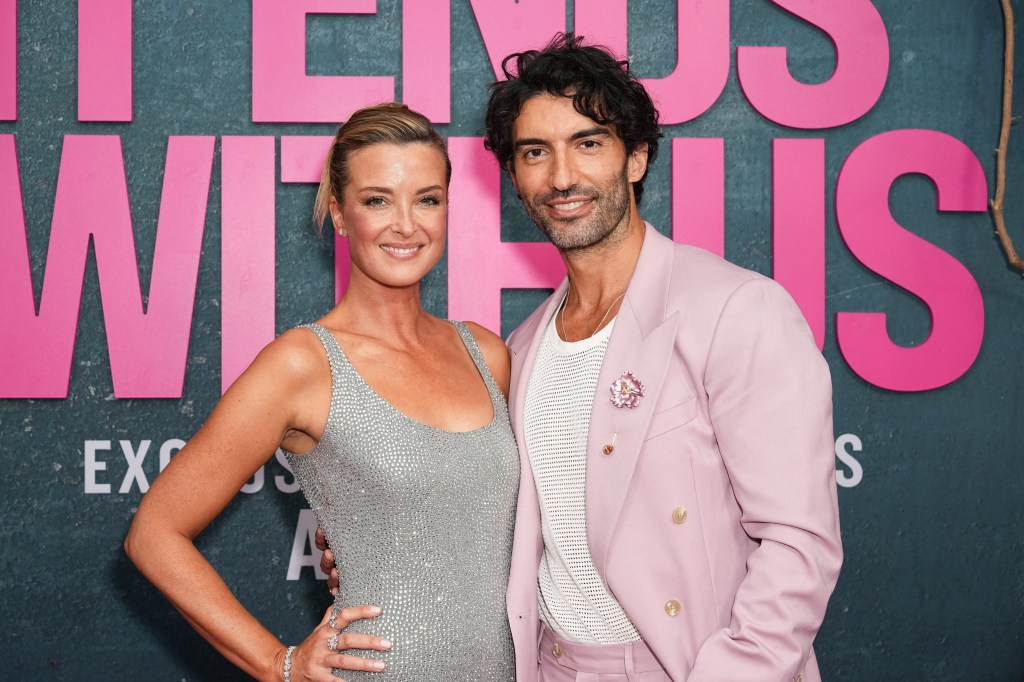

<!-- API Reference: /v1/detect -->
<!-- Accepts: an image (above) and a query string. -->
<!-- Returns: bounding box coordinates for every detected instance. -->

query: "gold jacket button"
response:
[672,507,688,524]
[552,642,563,658]
[664,599,681,617]
[602,444,615,455]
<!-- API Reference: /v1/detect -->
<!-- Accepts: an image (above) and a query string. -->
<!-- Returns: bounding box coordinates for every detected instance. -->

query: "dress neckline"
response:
[314,321,501,436]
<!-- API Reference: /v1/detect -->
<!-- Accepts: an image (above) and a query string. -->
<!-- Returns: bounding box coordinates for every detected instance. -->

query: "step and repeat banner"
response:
[1,1,1022,679]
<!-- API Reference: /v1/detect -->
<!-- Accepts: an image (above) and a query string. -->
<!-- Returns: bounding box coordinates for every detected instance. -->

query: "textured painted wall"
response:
[1,1,1022,679]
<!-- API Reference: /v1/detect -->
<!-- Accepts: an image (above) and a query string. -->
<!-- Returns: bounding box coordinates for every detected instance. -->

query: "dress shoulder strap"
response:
[298,323,350,437]
[450,321,504,405]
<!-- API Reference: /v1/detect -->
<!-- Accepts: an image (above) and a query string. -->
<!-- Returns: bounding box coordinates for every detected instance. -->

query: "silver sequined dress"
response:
[284,322,519,681]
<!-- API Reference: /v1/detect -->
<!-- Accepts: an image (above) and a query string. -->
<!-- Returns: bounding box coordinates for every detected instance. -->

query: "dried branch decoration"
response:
[991,0,1024,273]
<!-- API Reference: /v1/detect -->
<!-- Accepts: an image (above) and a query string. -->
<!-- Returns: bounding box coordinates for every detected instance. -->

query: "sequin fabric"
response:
[285,322,519,681]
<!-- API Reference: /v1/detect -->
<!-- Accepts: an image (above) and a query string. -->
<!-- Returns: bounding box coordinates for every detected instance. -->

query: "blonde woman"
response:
[126,103,518,681]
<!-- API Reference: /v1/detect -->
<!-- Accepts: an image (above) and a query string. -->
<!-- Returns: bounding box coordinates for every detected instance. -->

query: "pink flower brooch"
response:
[610,372,645,408]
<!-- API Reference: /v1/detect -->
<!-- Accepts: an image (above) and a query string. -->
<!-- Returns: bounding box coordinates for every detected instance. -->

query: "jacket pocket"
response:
[644,396,698,441]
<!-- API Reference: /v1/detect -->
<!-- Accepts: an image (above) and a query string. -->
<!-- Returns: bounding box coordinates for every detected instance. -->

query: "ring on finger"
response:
[327,634,340,651]
[328,614,340,630]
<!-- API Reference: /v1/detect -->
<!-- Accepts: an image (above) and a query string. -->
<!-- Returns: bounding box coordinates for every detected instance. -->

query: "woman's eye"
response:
[419,195,441,206]
[365,196,386,207]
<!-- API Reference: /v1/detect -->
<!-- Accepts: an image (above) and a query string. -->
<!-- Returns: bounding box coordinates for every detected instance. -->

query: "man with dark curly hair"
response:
[491,33,843,682]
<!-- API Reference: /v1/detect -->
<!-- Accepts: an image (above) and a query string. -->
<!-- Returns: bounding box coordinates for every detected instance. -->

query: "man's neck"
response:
[561,210,647,310]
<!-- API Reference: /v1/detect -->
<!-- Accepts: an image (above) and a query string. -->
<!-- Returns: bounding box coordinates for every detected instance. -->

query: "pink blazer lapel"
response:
[585,224,681,575]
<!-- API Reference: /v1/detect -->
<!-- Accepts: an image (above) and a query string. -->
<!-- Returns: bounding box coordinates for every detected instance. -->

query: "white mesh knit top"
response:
[523,313,642,644]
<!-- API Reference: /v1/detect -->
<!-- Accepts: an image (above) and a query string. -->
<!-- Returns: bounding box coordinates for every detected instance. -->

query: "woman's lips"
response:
[380,243,424,259]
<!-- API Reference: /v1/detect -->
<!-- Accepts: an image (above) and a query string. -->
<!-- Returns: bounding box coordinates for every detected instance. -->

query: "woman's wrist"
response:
[282,645,297,682]
[269,644,296,682]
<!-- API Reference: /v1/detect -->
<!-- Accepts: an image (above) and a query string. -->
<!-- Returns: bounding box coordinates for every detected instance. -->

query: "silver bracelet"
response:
[283,645,297,682]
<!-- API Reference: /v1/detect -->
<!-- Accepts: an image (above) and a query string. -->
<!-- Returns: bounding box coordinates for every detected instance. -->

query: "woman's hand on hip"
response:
[280,604,390,681]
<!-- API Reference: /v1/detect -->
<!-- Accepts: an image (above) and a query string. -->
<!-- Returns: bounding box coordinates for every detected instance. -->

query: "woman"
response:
[125,103,519,681]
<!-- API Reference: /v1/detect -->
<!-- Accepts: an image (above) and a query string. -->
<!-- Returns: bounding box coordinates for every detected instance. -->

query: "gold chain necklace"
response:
[557,283,627,340]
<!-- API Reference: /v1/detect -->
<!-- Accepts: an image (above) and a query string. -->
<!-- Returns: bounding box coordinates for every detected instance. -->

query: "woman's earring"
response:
[337,228,346,237]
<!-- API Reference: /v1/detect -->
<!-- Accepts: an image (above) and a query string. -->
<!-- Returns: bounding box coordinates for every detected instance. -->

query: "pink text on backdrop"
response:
[573,0,731,125]
[671,138,725,257]
[249,0,883,129]
[836,129,987,392]
[447,137,566,331]
[0,134,214,399]
[0,0,14,120]
[403,0,451,122]
[773,138,826,348]
[737,0,889,128]
[221,137,277,393]
[4,1,889,128]
[251,0,394,123]
[0,130,987,397]
[669,137,826,349]
[78,0,132,122]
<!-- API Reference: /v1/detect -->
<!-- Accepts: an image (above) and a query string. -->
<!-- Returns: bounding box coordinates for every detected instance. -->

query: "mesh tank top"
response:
[284,322,518,681]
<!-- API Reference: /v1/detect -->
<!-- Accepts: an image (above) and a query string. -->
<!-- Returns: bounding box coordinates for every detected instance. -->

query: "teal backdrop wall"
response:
[1,1,1023,679]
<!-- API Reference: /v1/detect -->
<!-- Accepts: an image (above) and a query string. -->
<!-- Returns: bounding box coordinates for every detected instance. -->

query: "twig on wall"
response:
[991,0,1024,273]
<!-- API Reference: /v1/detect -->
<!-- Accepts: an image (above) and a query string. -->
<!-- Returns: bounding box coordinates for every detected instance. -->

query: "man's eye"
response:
[581,139,601,149]
[523,148,544,158]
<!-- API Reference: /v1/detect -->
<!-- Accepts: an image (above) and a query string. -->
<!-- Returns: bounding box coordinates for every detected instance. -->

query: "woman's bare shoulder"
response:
[459,321,505,352]
[240,327,329,391]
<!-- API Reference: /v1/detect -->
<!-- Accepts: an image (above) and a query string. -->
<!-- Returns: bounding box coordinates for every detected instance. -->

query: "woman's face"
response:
[330,142,448,291]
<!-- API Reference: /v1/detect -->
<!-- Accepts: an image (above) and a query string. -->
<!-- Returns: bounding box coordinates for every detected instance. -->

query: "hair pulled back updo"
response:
[313,102,451,232]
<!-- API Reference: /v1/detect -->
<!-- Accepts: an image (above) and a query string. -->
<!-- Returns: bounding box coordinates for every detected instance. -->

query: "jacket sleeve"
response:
[687,276,843,682]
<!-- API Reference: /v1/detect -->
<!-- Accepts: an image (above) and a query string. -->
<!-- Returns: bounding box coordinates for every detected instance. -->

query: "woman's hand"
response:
[279,604,391,681]
[314,527,340,596]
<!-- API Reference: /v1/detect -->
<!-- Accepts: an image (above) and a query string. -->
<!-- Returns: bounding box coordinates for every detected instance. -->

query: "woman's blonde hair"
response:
[313,102,451,232]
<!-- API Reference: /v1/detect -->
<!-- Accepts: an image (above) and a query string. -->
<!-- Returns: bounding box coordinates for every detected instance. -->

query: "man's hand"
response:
[315,527,340,596]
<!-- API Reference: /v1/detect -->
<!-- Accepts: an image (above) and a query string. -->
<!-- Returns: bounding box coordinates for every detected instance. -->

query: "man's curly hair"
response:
[484,33,662,205]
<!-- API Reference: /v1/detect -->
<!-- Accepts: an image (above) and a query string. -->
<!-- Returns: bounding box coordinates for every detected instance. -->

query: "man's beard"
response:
[522,163,632,251]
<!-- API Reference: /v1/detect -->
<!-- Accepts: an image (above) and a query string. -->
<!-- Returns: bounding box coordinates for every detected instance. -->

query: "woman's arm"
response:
[124,329,388,681]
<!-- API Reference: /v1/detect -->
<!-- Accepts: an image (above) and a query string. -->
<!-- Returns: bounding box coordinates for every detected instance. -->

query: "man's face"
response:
[507,93,647,251]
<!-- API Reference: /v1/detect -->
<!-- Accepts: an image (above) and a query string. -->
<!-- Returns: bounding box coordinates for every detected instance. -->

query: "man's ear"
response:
[627,143,649,184]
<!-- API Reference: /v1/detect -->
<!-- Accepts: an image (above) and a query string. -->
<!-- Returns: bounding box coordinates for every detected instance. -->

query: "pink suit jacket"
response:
[504,224,843,682]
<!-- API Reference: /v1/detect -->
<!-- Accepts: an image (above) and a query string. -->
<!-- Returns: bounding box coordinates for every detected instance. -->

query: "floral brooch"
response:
[610,371,645,408]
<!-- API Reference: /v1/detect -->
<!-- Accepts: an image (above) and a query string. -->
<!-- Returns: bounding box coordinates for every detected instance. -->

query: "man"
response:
[484,34,841,682]
[323,33,842,681]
